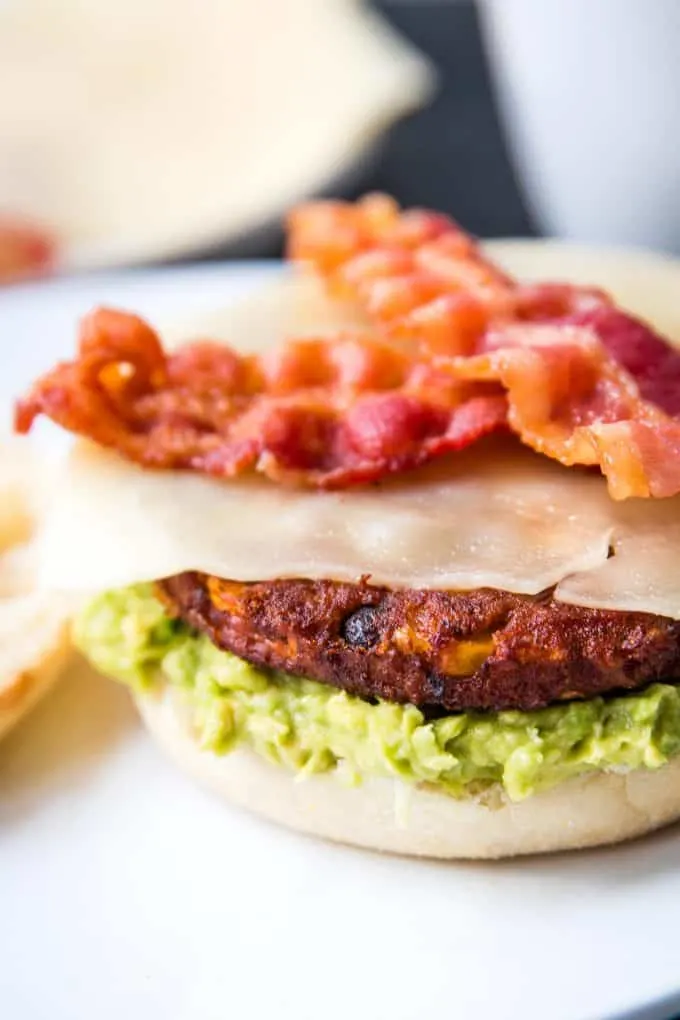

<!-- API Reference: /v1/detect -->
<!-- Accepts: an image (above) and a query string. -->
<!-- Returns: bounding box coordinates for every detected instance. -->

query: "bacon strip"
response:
[14,197,680,497]
[290,198,680,402]
[289,195,680,498]
[288,193,515,355]
[15,308,508,487]
[451,325,680,498]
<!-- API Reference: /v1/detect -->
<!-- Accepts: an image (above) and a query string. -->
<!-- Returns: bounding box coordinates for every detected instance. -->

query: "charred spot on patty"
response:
[157,573,680,713]
[342,606,382,649]
[424,672,446,701]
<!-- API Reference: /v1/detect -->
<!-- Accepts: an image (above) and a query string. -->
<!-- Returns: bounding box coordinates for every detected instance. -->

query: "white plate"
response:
[1,261,680,1020]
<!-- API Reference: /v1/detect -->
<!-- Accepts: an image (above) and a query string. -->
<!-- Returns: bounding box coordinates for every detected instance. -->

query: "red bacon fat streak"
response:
[15,195,680,498]
[0,218,55,284]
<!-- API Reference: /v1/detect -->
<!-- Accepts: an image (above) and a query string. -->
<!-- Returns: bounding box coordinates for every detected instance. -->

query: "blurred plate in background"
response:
[0,0,434,268]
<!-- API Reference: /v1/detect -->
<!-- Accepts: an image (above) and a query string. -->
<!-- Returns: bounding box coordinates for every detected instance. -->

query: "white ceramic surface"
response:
[479,0,680,253]
[1,261,680,1020]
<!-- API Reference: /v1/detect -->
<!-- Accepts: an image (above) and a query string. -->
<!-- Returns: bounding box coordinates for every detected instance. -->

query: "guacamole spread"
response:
[74,585,680,801]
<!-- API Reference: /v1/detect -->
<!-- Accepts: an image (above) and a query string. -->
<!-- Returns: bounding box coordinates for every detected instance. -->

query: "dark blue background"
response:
[368,1,535,238]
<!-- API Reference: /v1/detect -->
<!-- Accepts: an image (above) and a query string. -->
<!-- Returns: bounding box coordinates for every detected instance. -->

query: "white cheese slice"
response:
[37,243,680,618]
[38,438,610,593]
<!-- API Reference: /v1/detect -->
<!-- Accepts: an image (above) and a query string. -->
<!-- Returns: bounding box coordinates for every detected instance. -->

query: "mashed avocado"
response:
[74,585,680,801]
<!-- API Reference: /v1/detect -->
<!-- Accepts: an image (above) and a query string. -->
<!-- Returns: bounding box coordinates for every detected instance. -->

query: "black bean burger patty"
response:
[157,572,680,712]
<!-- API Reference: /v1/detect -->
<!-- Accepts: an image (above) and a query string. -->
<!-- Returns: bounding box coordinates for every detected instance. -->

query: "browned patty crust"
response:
[157,573,680,713]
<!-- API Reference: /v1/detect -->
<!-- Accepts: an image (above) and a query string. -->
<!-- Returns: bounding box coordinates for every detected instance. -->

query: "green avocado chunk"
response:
[74,585,680,802]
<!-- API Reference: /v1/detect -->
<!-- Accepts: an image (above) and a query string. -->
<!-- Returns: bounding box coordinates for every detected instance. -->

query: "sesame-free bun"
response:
[136,684,680,859]
[0,439,73,740]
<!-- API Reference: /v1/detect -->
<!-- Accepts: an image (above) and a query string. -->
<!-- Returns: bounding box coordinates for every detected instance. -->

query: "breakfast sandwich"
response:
[16,195,680,857]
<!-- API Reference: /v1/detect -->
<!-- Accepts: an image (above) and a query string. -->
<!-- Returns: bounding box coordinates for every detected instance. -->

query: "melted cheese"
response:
[37,251,680,619]
[37,436,680,617]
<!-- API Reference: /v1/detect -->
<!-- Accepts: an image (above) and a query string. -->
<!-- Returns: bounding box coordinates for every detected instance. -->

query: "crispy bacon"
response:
[450,324,680,498]
[15,307,508,486]
[0,218,55,284]
[290,197,680,396]
[288,193,515,356]
[14,197,680,497]
[289,195,680,497]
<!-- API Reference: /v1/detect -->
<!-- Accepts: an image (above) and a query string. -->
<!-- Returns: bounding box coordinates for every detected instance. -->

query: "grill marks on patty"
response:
[157,573,680,713]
